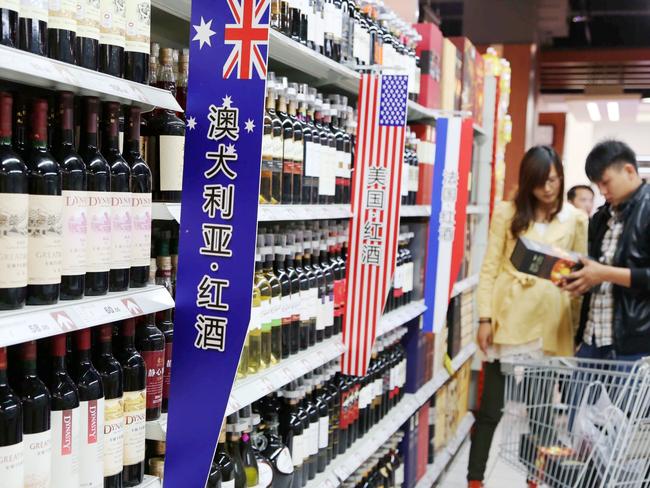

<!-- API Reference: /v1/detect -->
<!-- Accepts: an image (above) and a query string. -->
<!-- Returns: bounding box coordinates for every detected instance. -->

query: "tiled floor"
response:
[435,422,528,488]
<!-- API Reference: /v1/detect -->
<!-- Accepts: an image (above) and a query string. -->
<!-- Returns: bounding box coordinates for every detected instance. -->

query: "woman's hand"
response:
[477,321,493,354]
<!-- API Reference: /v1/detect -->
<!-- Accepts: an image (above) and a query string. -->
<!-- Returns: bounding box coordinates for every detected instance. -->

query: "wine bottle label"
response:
[0,441,24,488]
[159,135,185,191]
[290,433,303,466]
[122,390,146,465]
[163,340,172,400]
[280,295,291,322]
[0,193,28,288]
[0,0,20,12]
[249,305,261,331]
[99,0,125,48]
[49,0,77,32]
[130,192,151,267]
[61,190,88,276]
[28,194,63,285]
[109,191,132,270]
[86,191,112,272]
[318,416,328,449]
[102,397,124,477]
[79,398,104,488]
[306,5,316,45]
[261,133,273,159]
[260,298,272,330]
[303,141,318,177]
[76,0,100,41]
[308,421,319,456]
[20,0,47,22]
[274,446,293,474]
[221,480,236,488]
[325,295,334,327]
[395,464,404,485]
[292,139,304,163]
[51,407,81,488]
[23,430,52,488]
[322,3,336,36]
[142,350,164,410]
[257,459,273,488]
[125,0,150,54]
[269,297,281,328]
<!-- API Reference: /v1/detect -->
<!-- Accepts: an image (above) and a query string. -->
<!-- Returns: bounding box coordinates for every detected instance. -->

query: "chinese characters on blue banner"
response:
[163,0,270,486]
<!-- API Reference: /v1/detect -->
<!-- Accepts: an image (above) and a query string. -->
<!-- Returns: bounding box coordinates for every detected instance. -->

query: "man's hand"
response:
[477,322,493,354]
[560,257,606,297]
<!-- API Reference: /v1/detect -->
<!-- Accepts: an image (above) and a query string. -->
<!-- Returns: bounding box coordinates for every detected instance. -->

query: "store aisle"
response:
[436,422,527,487]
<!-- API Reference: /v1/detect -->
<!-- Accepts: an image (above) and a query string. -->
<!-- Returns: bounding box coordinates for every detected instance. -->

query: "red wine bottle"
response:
[0,346,23,487]
[19,0,47,55]
[123,106,151,288]
[135,314,164,421]
[49,334,81,488]
[75,0,101,70]
[102,101,132,292]
[118,319,146,486]
[0,1,19,47]
[71,328,104,488]
[79,97,111,296]
[0,92,28,310]
[26,99,63,306]
[18,341,52,487]
[124,0,150,84]
[55,92,88,301]
[93,324,124,488]
[48,0,77,63]
[99,0,125,77]
[156,309,173,413]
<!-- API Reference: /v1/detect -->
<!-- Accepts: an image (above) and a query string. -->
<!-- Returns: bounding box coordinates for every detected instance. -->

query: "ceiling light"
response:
[586,102,601,122]
[606,102,620,121]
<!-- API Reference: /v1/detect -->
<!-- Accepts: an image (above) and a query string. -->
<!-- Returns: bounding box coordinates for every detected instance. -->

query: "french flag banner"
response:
[422,117,474,333]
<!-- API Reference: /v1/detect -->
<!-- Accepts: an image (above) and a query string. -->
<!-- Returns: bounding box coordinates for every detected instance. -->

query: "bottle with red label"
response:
[135,314,165,421]
[0,346,23,487]
[155,309,173,413]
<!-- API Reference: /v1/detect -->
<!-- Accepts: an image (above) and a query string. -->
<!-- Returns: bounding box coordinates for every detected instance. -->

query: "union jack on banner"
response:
[223,0,269,79]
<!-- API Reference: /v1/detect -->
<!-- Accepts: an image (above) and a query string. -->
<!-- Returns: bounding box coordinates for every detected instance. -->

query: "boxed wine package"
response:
[413,23,443,109]
[510,237,583,284]
[411,124,435,205]
[449,37,478,115]
[440,38,460,111]
[401,413,420,488]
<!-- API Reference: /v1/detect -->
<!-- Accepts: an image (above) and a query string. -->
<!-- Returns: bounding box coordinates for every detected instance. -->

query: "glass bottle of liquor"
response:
[249,414,274,488]
[269,78,283,205]
[99,0,125,77]
[324,362,340,460]
[319,228,335,339]
[284,233,301,356]
[117,320,146,487]
[0,346,22,485]
[123,106,152,288]
[19,0,47,55]
[295,383,310,486]
[214,425,237,488]
[237,331,250,380]
[148,48,186,202]
[76,0,101,70]
[155,231,173,295]
[79,97,111,296]
[289,0,302,43]
[322,0,341,61]
[135,314,165,421]
[287,83,303,204]
[279,385,304,488]
[277,80,293,204]
[293,232,311,351]
[317,100,333,205]
[239,406,260,488]
[26,98,63,305]
[156,309,173,413]
[279,0,290,36]
[302,378,319,480]
[48,0,76,63]
[308,228,327,343]
[103,101,132,292]
[255,405,294,488]
[301,230,319,347]
[225,413,247,488]
[313,0,325,56]
[304,0,316,51]
[252,236,271,370]
[0,92,28,310]
[298,85,314,205]
[0,1,18,47]
[272,233,291,359]
[207,463,223,488]
[124,0,150,84]
[260,82,274,205]
[263,234,283,364]
[312,369,329,472]
[270,0,281,31]
[175,48,189,115]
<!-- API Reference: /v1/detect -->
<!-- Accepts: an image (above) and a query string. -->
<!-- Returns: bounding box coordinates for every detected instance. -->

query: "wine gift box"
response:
[413,23,443,109]
[510,237,583,284]
[449,36,478,116]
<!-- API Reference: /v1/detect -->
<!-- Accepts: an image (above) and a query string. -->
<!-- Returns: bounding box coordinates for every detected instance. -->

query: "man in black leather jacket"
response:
[563,140,650,360]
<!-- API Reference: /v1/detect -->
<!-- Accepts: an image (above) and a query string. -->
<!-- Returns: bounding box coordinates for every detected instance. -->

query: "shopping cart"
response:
[498,357,650,488]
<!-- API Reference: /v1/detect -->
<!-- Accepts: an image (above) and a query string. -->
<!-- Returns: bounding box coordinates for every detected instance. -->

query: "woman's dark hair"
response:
[511,145,564,237]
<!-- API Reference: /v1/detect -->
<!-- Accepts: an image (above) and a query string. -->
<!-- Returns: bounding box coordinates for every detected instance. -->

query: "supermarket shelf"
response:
[152,0,190,20]
[407,101,439,123]
[466,204,489,215]
[450,274,479,298]
[137,475,161,488]
[400,205,432,218]
[0,45,181,112]
[258,204,352,222]
[0,286,174,348]
[414,412,475,488]
[376,300,426,337]
[152,202,181,222]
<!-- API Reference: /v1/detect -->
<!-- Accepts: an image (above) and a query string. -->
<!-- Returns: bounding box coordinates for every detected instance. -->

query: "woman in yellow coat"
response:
[467,146,588,488]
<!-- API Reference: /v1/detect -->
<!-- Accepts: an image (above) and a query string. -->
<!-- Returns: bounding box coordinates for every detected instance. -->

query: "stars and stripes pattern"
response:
[342,74,409,376]
[223,0,270,79]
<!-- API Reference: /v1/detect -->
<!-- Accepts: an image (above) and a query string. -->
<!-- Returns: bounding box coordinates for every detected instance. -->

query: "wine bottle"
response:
[55,92,88,300]
[19,0,47,55]
[103,101,132,292]
[207,463,223,488]
[0,346,23,488]
[99,0,125,77]
[135,314,164,421]
[155,309,173,413]
[122,106,151,288]
[225,413,247,488]
[75,0,101,70]
[94,324,124,488]
[214,425,237,488]
[176,48,189,113]
[79,97,111,296]
[26,98,63,306]
[71,328,104,488]
[124,0,150,83]
[49,334,81,488]
[239,407,260,488]
[0,0,19,47]
[256,405,293,488]
[48,0,77,63]
[0,92,28,310]
[19,341,52,487]
[118,319,146,487]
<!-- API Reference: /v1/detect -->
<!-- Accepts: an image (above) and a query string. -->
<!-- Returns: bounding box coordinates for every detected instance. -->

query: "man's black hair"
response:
[567,184,595,202]
[585,139,638,182]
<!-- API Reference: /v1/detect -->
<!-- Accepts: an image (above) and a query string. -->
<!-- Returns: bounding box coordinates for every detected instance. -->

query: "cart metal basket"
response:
[499,357,650,488]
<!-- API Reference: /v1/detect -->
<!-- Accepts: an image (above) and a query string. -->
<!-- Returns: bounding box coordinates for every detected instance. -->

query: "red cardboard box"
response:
[414,23,443,109]
[417,403,430,481]
[411,124,435,205]
[449,36,478,116]
[474,51,484,127]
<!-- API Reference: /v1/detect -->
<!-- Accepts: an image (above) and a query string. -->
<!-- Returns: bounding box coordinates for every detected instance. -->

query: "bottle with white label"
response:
[225,413,248,488]
[18,341,51,488]
[0,91,28,310]
[99,0,125,77]
[278,385,304,488]
[312,369,329,473]
[76,0,101,70]
[93,324,123,488]
[213,425,238,488]
[0,346,23,488]
[48,333,81,488]
[239,407,260,488]
[48,0,77,63]
[124,0,150,84]
[19,0,47,55]
[256,401,294,488]
[0,0,19,47]
[135,314,165,421]
[301,378,320,481]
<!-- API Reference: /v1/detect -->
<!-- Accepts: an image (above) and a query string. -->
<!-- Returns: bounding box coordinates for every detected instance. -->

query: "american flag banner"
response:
[342,74,409,376]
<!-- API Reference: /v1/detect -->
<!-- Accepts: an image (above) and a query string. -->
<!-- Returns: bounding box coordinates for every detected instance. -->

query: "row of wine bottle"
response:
[342,433,404,488]
[0,313,173,488]
[0,0,152,83]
